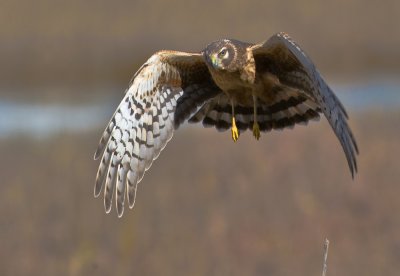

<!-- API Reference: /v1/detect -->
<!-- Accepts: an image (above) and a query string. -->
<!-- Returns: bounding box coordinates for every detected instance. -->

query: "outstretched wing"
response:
[94,51,220,217]
[251,32,359,177]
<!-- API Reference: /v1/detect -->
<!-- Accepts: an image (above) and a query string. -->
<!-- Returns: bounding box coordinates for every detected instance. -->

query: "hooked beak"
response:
[210,54,218,68]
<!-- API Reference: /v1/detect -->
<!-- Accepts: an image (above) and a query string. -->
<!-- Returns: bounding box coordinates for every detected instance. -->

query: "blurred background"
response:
[1,0,400,275]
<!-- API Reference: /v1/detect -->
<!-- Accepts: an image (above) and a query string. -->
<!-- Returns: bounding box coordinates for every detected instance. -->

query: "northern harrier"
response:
[94,32,358,217]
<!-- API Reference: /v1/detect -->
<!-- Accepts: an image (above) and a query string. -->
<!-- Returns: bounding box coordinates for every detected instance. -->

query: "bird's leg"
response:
[231,99,239,142]
[252,94,260,140]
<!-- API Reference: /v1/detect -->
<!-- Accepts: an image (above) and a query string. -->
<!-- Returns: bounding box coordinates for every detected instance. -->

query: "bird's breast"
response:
[210,70,253,92]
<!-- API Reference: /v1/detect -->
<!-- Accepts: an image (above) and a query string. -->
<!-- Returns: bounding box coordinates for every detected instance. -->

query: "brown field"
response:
[1,0,399,275]
[1,110,399,276]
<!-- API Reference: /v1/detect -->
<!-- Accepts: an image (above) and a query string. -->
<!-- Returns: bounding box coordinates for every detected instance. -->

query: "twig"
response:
[322,238,330,276]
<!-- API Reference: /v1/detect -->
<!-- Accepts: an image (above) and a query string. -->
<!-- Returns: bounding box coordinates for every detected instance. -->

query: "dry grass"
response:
[1,2,399,275]
[0,110,399,275]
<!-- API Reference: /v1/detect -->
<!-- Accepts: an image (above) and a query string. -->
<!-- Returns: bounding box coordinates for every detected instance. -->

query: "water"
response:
[0,100,111,139]
[333,81,400,110]
[1,82,399,138]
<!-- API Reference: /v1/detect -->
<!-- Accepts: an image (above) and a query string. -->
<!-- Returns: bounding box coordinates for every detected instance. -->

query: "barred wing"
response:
[94,51,220,217]
[251,32,359,177]
[189,87,321,132]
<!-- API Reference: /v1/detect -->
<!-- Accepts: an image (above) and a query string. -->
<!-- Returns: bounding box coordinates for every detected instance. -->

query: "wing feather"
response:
[94,50,220,216]
[104,153,117,213]
[116,162,129,217]
[252,32,358,177]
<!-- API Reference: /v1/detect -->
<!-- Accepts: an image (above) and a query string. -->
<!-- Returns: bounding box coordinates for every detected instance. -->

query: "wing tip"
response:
[348,147,359,180]
[350,163,358,180]
[94,188,101,198]
[117,205,124,218]
[94,151,101,160]
[104,189,113,214]
[128,190,137,210]
[94,145,104,160]
[94,177,102,197]
[104,204,112,214]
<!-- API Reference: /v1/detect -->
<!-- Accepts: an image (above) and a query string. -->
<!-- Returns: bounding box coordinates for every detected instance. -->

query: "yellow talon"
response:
[253,122,260,140]
[231,117,239,142]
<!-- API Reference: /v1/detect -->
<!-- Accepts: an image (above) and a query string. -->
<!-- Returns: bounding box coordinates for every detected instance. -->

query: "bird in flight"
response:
[94,32,359,217]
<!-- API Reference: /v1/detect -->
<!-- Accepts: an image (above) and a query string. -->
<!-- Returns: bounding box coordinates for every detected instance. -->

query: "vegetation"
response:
[1,111,399,275]
[1,1,399,274]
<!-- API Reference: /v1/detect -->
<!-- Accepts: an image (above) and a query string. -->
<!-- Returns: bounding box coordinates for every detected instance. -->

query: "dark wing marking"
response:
[251,32,359,178]
[94,51,220,217]
[190,87,321,132]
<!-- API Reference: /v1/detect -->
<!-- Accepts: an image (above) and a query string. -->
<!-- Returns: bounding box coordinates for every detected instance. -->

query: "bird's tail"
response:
[189,89,321,132]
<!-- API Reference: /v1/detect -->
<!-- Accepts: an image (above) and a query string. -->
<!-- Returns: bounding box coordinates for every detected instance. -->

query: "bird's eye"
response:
[218,48,228,58]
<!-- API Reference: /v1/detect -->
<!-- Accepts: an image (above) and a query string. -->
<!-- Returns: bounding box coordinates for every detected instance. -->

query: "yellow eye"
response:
[218,48,228,58]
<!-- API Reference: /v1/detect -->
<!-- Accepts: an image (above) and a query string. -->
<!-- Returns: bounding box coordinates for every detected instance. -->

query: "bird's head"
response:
[203,39,248,71]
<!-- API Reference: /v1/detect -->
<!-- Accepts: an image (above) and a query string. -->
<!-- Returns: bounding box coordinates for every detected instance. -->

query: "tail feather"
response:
[189,92,321,133]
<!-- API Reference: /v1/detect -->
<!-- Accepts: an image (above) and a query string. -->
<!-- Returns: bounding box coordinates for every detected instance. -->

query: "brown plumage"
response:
[94,32,359,217]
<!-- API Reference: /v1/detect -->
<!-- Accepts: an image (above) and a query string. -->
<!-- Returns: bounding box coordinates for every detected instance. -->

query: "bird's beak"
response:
[210,54,218,68]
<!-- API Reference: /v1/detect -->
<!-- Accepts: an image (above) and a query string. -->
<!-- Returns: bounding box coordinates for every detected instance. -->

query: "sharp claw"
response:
[253,122,260,140]
[231,117,239,142]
